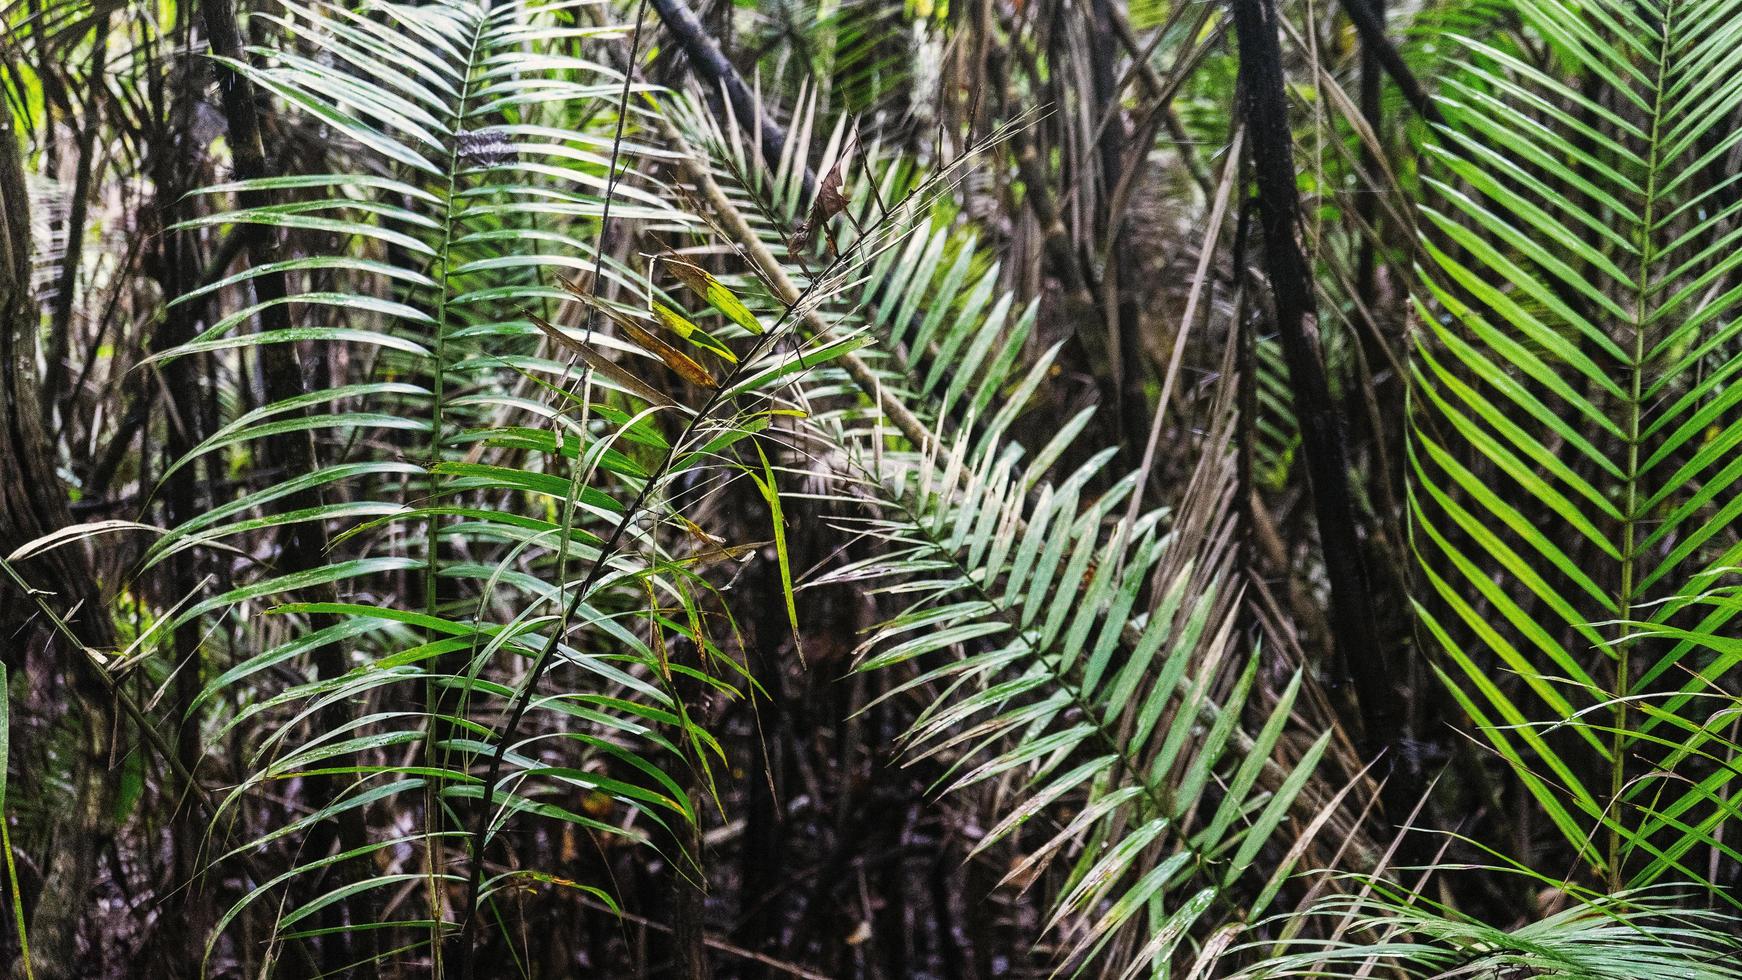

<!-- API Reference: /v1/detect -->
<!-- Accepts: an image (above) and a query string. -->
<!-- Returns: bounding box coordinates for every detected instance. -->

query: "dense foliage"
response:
[3,0,1742,977]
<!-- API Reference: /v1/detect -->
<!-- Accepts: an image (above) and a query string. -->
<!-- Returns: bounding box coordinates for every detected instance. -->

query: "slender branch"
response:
[1102,0,1213,194]
[44,14,110,429]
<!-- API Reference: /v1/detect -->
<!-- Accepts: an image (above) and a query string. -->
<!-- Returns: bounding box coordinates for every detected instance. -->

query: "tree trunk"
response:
[1231,0,1398,750]
[0,103,118,980]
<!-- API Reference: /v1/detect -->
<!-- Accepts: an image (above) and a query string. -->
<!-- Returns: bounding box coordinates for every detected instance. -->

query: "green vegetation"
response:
[3,0,1741,976]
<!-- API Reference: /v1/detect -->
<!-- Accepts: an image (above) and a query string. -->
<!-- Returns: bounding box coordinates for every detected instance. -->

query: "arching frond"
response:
[1243,878,1742,979]
[668,97,1341,977]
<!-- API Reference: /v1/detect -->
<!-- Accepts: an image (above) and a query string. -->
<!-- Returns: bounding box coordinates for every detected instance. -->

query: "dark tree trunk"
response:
[0,104,119,980]
[1230,0,1401,755]
[648,0,815,203]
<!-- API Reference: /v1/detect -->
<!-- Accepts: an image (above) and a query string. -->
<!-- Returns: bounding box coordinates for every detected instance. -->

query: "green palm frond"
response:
[148,0,926,964]
[821,388,1332,977]
[829,202,1329,980]
[1410,0,1742,893]
[670,96,1340,977]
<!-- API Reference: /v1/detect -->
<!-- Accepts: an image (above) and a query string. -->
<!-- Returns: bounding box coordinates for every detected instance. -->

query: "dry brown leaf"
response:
[621,320,717,389]
[556,284,720,389]
[792,144,852,253]
[524,310,679,409]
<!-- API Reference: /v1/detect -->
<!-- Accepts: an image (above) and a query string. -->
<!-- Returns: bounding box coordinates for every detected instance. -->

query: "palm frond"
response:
[669,95,1342,977]
[1411,0,1742,893]
[1243,876,1742,979]
[150,0,895,962]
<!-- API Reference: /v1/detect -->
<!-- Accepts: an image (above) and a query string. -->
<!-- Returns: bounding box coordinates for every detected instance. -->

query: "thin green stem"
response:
[1613,3,1676,892]
[421,8,491,968]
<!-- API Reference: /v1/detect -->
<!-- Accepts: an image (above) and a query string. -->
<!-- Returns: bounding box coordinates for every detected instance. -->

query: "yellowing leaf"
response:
[661,256,765,335]
[651,301,737,363]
